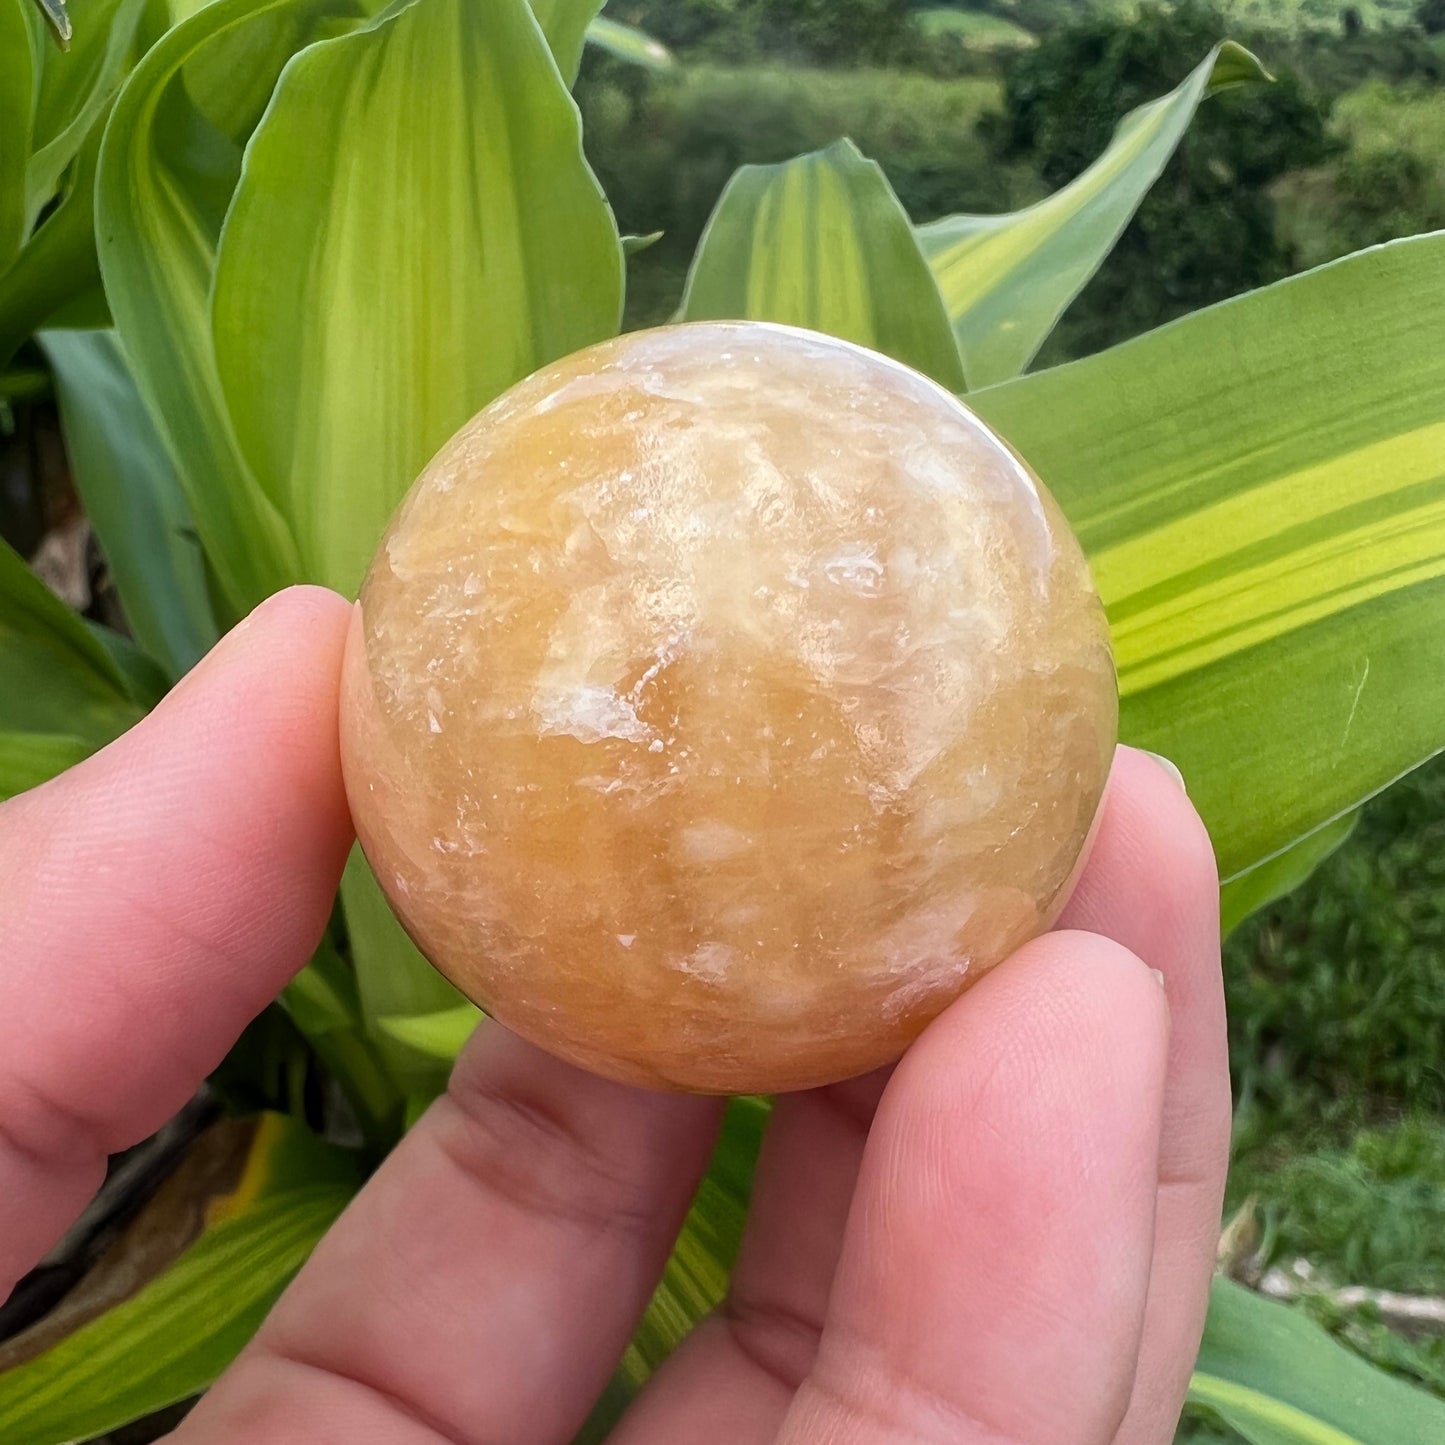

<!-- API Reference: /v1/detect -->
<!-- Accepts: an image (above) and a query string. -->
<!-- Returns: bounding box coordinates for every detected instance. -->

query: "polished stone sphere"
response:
[340,322,1116,1093]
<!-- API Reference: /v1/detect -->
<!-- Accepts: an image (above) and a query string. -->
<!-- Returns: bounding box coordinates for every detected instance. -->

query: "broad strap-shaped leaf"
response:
[211,0,624,596]
[89,622,169,708]
[681,139,966,391]
[585,14,673,70]
[0,536,143,741]
[0,1115,359,1445]
[971,233,1445,882]
[40,330,218,677]
[96,0,328,617]
[375,1002,484,1061]
[0,111,101,367]
[25,0,147,226]
[919,42,1268,389]
[527,0,602,85]
[1220,812,1357,937]
[1188,1278,1445,1443]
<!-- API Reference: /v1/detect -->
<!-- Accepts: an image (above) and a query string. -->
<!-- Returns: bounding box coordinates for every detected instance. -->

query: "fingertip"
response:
[1116,745,1217,888]
[895,929,1171,1144]
[871,930,1171,1270]
[1059,745,1219,951]
[136,583,354,855]
[176,584,352,709]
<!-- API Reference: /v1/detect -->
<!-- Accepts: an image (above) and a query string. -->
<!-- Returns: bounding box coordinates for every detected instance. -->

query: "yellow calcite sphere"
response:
[340,323,1116,1094]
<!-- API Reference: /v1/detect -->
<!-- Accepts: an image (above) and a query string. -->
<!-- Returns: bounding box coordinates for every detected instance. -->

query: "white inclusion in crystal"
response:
[617,933,637,948]
[630,649,671,700]
[648,738,665,753]
[678,941,736,982]
[533,684,651,745]
[823,546,885,595]
[384,531,420,581]
[463,572,482,596]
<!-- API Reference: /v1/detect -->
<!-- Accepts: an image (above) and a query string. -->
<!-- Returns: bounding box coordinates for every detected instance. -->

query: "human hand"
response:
[0,587,1227,1444]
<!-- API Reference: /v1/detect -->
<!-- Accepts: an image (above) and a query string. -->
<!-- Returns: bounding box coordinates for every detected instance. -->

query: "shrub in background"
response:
[987,0,1336,356]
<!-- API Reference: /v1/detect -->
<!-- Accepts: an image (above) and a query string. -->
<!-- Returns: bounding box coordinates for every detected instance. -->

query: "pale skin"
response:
[0,587,1229,1444]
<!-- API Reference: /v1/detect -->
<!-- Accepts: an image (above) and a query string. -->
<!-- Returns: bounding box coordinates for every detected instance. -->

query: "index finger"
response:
[0,587,354,1298]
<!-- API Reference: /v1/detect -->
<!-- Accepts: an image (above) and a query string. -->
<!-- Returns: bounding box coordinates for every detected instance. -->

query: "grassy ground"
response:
[1166,757,1445,1440]
[1221,754,1445,1401]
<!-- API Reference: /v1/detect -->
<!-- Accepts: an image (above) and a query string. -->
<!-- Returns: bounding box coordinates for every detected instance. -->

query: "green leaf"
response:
[1220,813,1357,937]
[0,1115,358,1445]
[40,329,218,677]
[622,230,664,256]
[680,138,966,391]
[0,731,92,801]
[526,0,601,85]
[584,14,673,70]
[88,618,169,707]
[178,0,365,141]
[341,851,465,1097]
[970,233,1445,882]
[918,42,1269,389]
[211,0,624,597]
[96,0,324,618]
[375,1003,483,1062]
[0,0,39,270]
[25,0,147,226]
[1189,1278,1445,1444]
[0,120,102,368]
[284,940,403,1144]
[0,536,141,741]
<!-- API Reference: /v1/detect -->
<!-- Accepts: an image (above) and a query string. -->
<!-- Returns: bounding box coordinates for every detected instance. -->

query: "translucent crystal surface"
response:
[340,323,1117,1093]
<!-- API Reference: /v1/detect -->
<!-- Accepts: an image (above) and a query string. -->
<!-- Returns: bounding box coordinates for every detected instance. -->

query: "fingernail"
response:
[1141,750,1187,794]
[1150,968,1166,990]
